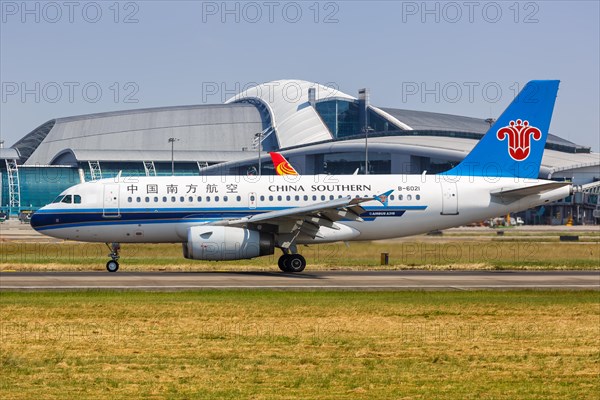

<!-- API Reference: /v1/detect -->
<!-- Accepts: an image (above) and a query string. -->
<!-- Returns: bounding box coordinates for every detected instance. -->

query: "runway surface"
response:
[1,270,599,290]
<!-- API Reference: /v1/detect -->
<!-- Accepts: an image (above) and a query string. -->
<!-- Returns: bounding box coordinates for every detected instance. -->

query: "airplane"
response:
[31,80,572,273]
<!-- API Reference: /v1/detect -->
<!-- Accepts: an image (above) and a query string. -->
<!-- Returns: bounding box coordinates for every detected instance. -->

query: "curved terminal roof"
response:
[226,80,342,148]
[380,108,589,153]
[18,104,265,166]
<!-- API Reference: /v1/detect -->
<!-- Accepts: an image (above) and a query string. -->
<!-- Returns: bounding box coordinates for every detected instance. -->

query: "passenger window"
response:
[73,195,82,204]
[312,195,317,201]
[269,195,273,201]
[163,196,167,202]
[236,196,241,202]
[154,197,159,202]
[407,195,412,200]
[303,195,308,201]
[197,196,202,202]
[399,195,403,200]
[128,197,132,203]
[180,196,185,202]
[136,197,141,202]
[61,195,72,204]
[277,195,282,201]
[286,195,291,201]
[189,196,193,202]
[215,196,220,202]
[416,195,421,200]
[145,197,150,203]
[206,196,211,202]
[390,195,395,201]
[295,195,299,201]
[260,195,265,201]
[224,196,229,202]
[171,196,176,202]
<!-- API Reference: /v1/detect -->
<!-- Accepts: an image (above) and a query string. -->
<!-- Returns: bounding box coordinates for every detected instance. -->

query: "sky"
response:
[1,0,599,151]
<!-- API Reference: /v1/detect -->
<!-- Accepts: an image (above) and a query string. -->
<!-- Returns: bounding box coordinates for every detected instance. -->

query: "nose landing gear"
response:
[105,242,121,272]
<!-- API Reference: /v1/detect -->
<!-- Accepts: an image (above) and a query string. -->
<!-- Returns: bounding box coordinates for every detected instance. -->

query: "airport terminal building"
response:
[2,80,599,224]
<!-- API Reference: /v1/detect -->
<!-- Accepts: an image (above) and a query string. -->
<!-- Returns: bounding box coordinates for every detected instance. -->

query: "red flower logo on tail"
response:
[496,119,542,161]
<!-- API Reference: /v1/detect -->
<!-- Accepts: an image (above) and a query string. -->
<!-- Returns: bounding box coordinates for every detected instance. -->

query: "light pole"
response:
[363,126,374,175]
[254,132,262,177]
[168,137,179,176]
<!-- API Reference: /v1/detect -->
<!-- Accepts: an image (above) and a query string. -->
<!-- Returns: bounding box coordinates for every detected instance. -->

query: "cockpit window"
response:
[52,195,65,203]
[74,195,82,204]
[61,195,72,204]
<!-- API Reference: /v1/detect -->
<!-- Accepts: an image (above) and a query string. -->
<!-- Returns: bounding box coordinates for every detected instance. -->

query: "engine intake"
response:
[183,226,274,261]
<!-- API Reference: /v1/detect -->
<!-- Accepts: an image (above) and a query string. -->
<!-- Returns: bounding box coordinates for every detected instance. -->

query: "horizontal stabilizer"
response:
[491,182,571,199]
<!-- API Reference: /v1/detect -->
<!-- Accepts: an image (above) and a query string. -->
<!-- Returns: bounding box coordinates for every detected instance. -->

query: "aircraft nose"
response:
[30,210,42,230]
[30,208,51,231]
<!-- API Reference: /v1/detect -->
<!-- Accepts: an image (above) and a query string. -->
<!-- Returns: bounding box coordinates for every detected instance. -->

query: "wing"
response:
[210,196,375,248]
[215,196,368,226]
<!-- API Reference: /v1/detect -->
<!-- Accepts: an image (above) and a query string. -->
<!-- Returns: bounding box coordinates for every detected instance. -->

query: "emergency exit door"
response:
[440,180,458,215]
[103,184,121,218]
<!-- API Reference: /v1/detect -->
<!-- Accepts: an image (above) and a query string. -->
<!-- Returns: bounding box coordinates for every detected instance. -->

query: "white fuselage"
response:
[31,174,569,244]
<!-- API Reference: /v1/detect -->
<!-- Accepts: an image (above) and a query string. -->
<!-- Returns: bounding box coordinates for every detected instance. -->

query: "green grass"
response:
[2,240,598,271]
[1,291,599,399]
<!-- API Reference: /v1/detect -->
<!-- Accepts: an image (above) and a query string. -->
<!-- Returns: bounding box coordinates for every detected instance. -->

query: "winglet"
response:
[374,190,394,206]
[269,152,299,175]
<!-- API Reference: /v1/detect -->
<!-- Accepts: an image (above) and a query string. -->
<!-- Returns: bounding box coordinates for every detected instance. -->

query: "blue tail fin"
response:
[441,80,560,179]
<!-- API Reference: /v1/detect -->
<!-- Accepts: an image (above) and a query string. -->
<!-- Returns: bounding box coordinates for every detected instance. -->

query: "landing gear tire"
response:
[278,254,306,273]
[278,255,290,272]
[106,260,119,273]
[105,242,121,272]
[286,254,306,273]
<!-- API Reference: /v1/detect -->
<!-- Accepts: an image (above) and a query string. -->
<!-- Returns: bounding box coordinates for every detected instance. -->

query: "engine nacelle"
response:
[183,226,274,261]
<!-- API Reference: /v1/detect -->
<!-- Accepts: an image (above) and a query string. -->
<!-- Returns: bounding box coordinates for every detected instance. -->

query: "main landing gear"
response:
[105,242,121,272]
[277,253,307,273]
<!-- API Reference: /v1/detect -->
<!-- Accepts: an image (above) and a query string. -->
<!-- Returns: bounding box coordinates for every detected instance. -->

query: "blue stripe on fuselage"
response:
[32,206,427,231]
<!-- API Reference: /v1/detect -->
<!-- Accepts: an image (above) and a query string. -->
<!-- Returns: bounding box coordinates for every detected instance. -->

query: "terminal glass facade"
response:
[1,166,80,213]
[315,100,402,138]
[314,152,391,175]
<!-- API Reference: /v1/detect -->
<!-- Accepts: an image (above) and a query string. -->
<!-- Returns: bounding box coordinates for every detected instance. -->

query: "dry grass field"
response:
[1,291,599,399]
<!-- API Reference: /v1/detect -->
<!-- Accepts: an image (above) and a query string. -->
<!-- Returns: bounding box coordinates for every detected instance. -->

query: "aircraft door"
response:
[440,180,458,215]
[103,184,121,218]
[248,192,257,209]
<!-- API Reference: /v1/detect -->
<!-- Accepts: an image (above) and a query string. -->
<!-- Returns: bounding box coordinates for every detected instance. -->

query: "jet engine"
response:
[183,226,274,261]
